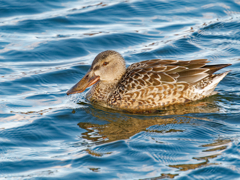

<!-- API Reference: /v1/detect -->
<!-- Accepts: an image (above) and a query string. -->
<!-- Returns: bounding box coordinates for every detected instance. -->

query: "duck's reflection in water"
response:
[76,97,231,178]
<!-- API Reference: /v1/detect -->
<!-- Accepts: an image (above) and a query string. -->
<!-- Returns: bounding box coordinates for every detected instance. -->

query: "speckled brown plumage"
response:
[67,50,231,113]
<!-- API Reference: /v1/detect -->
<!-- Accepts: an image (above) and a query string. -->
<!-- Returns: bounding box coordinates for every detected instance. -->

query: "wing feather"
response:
[118,58,228,94]
[178,73,209,83]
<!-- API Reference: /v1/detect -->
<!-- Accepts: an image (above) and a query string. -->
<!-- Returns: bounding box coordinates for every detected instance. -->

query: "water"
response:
[1,0,240,179]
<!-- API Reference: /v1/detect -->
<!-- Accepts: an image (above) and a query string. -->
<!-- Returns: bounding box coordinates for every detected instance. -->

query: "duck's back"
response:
[107,58,230,113]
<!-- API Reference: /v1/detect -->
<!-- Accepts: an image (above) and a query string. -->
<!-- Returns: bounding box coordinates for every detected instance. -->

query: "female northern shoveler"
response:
[67,50,231,113]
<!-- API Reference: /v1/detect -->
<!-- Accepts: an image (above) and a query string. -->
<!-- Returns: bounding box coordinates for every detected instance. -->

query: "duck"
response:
[67,50,231,113]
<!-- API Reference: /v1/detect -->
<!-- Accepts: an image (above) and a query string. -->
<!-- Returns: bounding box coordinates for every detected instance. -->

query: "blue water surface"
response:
[1,0,240,179]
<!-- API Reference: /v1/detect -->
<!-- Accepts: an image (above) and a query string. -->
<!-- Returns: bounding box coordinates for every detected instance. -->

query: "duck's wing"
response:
[124,59,231,86]
[121,59,211,91]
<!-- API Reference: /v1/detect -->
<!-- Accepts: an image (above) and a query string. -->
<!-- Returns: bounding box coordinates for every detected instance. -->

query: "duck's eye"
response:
[103,62,109,66]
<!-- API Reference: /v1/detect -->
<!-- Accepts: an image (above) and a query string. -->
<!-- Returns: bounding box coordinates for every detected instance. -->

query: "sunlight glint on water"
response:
[0,0,240,179]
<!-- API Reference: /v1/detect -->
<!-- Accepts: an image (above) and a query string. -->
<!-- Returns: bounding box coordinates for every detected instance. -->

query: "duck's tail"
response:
[198,70,231,97]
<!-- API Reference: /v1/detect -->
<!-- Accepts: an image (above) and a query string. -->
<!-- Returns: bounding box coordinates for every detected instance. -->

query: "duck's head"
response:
[67,50,126,95]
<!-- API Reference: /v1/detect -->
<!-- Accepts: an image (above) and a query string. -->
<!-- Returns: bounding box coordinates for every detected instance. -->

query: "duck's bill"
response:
[67,71,100,95]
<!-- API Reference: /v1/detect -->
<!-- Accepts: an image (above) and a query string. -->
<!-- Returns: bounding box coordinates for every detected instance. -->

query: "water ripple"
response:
[1,0,240,179]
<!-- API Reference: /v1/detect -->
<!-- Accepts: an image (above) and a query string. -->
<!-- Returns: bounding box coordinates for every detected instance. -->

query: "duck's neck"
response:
[86,80,118,107]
